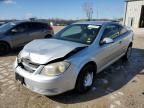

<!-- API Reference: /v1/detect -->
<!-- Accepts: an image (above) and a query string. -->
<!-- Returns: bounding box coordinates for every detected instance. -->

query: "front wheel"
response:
[75,64,96,93]
[0,42,10,56]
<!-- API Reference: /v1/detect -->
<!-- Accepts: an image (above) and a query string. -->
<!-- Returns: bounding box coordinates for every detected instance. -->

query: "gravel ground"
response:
[0,27,144,108]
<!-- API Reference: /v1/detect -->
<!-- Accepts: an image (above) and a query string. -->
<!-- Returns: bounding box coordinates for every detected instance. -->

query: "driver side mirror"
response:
[100,37,114,45]
[11,29,18,34]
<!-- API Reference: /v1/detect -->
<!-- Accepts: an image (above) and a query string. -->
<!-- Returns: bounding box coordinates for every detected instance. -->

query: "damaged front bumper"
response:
[14,59,77,96]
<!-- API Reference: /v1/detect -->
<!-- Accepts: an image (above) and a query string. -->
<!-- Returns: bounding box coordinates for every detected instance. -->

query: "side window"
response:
[61,25,82,37]
[12,23,28,34]
[102,24,120,39]
[40,23,48,29]
[37,23,45,30]
[29,23,43,31]
[119,26,127,35]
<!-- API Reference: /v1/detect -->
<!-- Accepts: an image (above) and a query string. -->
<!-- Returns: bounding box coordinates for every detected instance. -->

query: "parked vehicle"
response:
[0,22,5,26]
[14,21,133,96]
[0,21,54,55]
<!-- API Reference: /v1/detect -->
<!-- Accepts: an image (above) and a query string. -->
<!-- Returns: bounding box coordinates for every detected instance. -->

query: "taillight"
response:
[48,26,53,30]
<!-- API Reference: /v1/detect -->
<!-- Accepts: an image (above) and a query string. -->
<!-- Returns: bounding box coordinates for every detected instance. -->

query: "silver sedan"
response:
[14,21,134,96]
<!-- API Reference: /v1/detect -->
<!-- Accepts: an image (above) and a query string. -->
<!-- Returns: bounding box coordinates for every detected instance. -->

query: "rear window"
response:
[28,22,48,30]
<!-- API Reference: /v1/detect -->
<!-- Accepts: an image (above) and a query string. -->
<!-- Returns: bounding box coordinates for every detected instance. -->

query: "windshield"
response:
[0,22,16,33]
[54,24,101,45]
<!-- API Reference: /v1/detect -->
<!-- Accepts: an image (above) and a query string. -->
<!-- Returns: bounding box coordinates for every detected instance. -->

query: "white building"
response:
[123,0,144,28]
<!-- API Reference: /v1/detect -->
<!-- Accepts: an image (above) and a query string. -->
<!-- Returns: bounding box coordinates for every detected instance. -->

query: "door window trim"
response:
[99,24,121,46]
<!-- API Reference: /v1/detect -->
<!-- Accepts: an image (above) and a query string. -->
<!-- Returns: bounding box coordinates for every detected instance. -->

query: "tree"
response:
[82,2,93,21]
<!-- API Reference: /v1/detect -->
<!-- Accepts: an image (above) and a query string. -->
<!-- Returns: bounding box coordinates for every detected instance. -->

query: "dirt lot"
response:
[0,27,144,108]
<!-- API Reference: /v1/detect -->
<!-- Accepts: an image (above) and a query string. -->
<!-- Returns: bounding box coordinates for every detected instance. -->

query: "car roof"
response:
[73,21,120,26]
[8,20,48,25]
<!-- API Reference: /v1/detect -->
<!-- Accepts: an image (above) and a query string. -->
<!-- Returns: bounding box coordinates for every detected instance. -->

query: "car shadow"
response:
[48,48,144,104]
[0,47,22,57]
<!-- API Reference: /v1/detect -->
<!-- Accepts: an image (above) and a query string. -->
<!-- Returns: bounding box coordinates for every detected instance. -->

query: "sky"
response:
[0,0,125,20]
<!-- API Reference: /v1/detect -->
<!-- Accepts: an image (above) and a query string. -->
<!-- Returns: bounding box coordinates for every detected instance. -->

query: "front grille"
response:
[20,58,39,73]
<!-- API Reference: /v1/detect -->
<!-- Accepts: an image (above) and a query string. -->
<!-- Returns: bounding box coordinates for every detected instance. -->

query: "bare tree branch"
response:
[82,2,93,21]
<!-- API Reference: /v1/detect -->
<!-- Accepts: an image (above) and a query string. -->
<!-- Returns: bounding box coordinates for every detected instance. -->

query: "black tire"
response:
[45,34,52,38]
[0,42,10,55]
[122,45,132,61]
[75,64,96,93]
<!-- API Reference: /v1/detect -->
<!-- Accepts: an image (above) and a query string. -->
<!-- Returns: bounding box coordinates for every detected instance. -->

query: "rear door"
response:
[28,22,47,40]
[97,24,123,70]
[10,23,29,47]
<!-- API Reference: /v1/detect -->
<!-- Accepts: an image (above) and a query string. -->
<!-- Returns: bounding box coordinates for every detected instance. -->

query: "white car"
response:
[14,21,134,96]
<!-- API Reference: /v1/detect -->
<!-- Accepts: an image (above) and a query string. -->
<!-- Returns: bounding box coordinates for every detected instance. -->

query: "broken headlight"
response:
[17,51,22,63]
[41,62,70,76]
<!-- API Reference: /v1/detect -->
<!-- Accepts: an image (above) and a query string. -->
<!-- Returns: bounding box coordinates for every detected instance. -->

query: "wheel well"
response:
[0,41,10,48]
[75,61,97,88]
[129,42,133,47]
[83,61,97,72]
[78,61,97,77]
[45,34,52,38]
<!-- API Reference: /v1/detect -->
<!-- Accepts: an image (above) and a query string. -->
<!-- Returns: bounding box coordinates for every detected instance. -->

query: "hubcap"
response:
[84,72,93,87]
[127,47,132,58]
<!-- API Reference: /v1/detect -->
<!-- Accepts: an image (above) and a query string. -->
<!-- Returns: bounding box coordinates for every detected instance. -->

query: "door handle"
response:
[119,41,122,44]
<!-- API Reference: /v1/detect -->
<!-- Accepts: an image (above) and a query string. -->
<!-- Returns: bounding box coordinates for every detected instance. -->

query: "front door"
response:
[96,24,122,71]
[10,23,30,47]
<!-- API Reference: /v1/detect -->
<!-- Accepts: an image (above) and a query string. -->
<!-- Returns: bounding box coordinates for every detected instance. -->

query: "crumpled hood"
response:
[21,39,87,64]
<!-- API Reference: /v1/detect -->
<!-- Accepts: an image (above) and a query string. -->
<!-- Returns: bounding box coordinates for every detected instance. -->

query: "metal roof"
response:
[7,20,48,25]
[74,21,119,26]
[125,0,144,2]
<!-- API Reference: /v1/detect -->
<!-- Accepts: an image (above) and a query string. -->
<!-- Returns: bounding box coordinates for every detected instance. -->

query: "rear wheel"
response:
[0,42,10,55]
[75,64,96,93]
[123,45,132,61]
[45,34,52,38]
